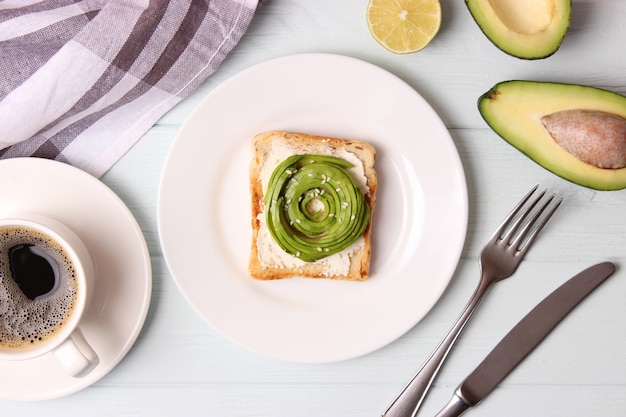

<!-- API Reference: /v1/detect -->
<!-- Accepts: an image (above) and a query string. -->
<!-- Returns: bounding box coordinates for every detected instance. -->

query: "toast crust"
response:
[249,131,377,281]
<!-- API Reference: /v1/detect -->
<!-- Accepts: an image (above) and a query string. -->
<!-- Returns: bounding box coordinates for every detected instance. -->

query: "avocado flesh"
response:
[265,154,370,262]
[479,80,626,191]
[465,0,571,59]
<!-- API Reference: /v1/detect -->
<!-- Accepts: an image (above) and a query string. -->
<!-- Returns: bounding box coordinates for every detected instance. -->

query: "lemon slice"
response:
[367,0,442,54]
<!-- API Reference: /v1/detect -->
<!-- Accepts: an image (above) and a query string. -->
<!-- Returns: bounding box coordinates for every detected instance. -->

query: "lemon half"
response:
[367,0,442,54]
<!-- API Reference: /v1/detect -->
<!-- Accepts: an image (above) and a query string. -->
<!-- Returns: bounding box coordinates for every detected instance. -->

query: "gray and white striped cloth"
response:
[0,0,259,177]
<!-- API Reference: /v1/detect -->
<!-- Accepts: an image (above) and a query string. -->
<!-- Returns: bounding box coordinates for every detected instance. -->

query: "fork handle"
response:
[381,277,493,417]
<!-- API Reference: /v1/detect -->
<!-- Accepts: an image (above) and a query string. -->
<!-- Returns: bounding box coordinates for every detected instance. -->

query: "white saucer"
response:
[0,158,152,401]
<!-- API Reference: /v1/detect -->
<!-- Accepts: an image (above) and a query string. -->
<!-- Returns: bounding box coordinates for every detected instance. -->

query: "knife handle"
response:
[433,391,471,417]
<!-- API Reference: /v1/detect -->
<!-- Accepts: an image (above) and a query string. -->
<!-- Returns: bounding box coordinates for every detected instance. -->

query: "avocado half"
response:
[479,80,626,191]
[465,0,571,59]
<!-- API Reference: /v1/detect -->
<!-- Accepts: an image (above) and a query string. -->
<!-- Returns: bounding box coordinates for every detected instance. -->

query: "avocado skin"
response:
[478,80,626,191]
[465,0,572,60]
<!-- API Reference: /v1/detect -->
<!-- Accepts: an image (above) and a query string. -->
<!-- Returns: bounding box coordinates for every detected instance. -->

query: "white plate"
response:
[0,158,151,401]
[158,54,467,363]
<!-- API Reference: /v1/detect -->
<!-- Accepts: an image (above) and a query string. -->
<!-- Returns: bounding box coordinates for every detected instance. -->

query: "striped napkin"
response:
[0,0,259,177]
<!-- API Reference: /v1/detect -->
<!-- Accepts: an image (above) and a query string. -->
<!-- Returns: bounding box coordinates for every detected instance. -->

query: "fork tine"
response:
[490,185,539,242]
[500,188,547,244]
[511,194,562,254]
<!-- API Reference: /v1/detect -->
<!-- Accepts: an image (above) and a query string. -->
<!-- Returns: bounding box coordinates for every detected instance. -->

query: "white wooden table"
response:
[3,1,626,415]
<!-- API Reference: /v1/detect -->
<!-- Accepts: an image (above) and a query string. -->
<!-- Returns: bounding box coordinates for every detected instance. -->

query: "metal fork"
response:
[382,185,562,417]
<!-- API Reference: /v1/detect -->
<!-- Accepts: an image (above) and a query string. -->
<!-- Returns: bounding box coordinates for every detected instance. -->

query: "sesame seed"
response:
[317,247,322,252]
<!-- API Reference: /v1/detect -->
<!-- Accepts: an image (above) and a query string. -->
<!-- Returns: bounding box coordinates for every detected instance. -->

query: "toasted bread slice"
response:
[249,131,376,280]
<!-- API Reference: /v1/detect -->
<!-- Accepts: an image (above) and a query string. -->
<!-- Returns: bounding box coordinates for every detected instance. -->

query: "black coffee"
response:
[9,244,57,300]
[0,225,79,350]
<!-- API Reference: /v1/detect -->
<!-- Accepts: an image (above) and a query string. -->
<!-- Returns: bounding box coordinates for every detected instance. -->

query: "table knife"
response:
[433,261,616,417]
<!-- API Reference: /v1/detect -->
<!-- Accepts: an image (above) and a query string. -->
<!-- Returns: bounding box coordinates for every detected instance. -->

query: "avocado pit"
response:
[541,109,626,169]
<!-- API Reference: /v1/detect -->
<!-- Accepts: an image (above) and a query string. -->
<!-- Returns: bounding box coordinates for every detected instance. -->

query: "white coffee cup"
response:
[0,216,99,377]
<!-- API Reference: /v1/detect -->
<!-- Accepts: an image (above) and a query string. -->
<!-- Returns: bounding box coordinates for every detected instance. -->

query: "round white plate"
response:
[0,158,151,401]
[158,54,467,363]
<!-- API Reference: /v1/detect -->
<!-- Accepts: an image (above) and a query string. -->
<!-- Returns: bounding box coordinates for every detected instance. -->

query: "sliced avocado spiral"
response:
[265,154,370,262]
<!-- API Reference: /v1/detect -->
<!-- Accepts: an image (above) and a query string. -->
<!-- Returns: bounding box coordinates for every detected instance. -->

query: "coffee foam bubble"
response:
[0,226,79,351]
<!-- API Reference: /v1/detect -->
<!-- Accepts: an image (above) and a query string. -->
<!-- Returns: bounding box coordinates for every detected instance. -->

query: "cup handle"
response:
[52,328,99,377]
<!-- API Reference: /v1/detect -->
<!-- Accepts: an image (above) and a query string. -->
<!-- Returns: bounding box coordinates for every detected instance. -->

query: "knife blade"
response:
[433,261,616,417]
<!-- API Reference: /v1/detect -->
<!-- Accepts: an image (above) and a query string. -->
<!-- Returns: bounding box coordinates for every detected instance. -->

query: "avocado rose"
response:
[264,154,370,262]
